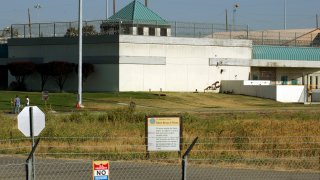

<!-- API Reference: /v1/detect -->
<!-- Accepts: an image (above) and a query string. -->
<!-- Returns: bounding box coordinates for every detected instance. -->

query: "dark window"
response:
[138,27,143,35]
[149,27,155,36]
[281,76,288,85]
[160,28,167,36]
[252,74,258,80]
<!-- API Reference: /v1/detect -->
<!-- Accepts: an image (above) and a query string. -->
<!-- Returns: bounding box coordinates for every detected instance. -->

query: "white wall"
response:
[276,86,305,103]
[119,36,252,92]
[8,36,252,92]
[221,80,305,103]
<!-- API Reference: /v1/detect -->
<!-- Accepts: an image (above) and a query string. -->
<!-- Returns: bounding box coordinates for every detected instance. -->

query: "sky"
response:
[0,0,319,30]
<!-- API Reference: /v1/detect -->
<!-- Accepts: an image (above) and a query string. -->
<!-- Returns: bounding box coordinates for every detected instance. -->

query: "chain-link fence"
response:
[5,19,319,47]
[1,136,320,179]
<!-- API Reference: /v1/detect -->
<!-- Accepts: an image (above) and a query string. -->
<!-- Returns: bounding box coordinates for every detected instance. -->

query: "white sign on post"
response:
[18,106,45,137]
[147,117,181,151]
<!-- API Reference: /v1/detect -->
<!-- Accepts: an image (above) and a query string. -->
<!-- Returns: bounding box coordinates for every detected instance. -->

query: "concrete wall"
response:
[7,35,252,92]
[220,80,305,103]
[118,36,252,92]
[8,36,119,91]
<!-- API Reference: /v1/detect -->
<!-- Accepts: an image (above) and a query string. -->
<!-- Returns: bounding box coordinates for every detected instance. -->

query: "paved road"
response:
[0,156,319,180]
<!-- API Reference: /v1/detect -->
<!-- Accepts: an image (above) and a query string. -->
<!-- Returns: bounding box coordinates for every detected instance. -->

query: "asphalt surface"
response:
[0,156,320,180]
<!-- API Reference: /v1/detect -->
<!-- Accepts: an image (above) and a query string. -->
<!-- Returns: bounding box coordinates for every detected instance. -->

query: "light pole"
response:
[77,0,83,108]
[33,3,42,23]
[284,0,287,29]
[232,3,240,31]
[106,0,109,19]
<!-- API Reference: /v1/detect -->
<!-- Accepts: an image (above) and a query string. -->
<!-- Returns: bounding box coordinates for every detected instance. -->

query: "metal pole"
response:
[106,0,109,19]
[29,107,35,180]
[113,0,116,15]
[28,8,32,38]
[225,9,228,32]
[182,156,187,180]
[78,0,83,106]
[284,0,287,30]
[317,14,319,28]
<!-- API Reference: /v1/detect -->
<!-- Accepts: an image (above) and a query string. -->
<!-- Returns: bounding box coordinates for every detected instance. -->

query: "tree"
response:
[1,27,18,38]
[48,61,74,92]
[75,63,95,82]
[36,63,52,91]
[65,25,97,37]
[7,62,36,90]
[83,25,97,36]
[65,27,78,37]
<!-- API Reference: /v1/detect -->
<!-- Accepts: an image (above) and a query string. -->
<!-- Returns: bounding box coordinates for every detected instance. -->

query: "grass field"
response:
[1,91,320,170]
[0,91,315,114]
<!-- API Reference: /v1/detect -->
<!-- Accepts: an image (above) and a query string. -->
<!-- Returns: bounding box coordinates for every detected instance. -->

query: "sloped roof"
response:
[253,45,320,61]
[108,0,169,25]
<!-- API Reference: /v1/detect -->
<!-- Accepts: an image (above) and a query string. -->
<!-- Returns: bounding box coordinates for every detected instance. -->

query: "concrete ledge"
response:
[119,56,166,65]
[120,35,252,47]
[209,58,251,66]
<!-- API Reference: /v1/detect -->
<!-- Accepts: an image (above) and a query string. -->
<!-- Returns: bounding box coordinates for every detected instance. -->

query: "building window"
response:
[160,28,167,36]
[310,76,313,89]
[138,27,143,35]
[281,76,288,85]
[149,27,155,36]
[252,74,258,80]
[316,76,319,89]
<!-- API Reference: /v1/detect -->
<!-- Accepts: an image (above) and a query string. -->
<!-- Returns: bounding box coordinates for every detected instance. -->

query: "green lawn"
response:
[0,90,314,114]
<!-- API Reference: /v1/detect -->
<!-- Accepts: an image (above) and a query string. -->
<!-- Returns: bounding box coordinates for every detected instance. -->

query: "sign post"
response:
[93,161,109,180]
[18,106,45,180]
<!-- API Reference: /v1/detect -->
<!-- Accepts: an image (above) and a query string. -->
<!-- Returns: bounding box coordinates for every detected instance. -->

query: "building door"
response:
[0,65,8,90]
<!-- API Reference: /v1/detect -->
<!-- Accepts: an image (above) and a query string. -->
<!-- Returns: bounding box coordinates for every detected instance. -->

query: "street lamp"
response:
[284,0,287,30]
[33,3,42,23]
[233,3,240,31]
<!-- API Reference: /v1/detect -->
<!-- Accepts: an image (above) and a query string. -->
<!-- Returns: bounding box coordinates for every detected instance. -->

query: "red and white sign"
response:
[92,161,109,180]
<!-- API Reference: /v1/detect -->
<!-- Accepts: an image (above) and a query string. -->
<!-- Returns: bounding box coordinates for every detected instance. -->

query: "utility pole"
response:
[225,9,228,32]
[233,4,240,31]
[317,14,319,29]
[284,0,287,30]
[113,0,116,15]
[28,8,31,38]
[106,0,109,19]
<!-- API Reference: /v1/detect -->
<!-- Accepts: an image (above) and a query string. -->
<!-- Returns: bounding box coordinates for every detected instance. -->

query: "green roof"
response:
[253,45,320,61]
[108,0,169,25]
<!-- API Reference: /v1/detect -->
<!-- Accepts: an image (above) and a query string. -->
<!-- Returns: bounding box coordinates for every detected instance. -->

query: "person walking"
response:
[25,96,30,106]
[14,95,20,114]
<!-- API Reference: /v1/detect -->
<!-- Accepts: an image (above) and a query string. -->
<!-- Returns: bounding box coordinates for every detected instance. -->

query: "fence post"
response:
[54,22,56,37]
[212,24,214,39]
[26,138,40,180]
[193,23,196,38]
[181,137,198,180]
[175,21,177,37]
[246,25,249,39]
[11,25,13,38]
[38,24,41,37]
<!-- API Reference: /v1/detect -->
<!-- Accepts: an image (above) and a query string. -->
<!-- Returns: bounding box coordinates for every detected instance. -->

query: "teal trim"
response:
[253,45,320,61]
[108,1,169,25]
